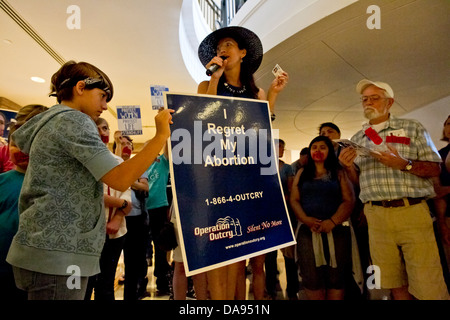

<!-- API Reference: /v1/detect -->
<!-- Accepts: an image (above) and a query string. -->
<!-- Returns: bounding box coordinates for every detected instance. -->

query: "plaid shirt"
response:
[351,116,442,203]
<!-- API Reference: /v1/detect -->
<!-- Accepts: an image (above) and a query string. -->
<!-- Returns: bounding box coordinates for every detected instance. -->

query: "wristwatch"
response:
[402,160,413,171]
[119,200,128,210]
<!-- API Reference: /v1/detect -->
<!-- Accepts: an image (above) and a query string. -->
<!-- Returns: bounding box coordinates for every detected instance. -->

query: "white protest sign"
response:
[116,105,142,135]
[150,85,169,110]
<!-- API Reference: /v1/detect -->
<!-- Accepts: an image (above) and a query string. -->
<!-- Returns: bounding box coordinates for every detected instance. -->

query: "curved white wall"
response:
[403,95,450,150]
[179,0,213,84]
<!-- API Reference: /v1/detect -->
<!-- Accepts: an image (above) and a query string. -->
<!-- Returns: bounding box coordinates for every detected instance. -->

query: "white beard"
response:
[364,107,384,120]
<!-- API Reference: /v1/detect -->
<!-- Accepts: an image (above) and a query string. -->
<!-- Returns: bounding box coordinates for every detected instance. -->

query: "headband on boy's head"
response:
[50,77,112,102]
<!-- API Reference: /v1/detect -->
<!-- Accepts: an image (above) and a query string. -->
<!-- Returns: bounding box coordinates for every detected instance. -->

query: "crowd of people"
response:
[0,25,449,301]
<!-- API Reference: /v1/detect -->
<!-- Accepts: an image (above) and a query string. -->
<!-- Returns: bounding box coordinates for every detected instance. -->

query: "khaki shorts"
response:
[364,201,449,300]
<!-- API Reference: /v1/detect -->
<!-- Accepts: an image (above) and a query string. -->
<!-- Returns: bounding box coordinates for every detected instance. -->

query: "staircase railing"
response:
[198,0,248,31]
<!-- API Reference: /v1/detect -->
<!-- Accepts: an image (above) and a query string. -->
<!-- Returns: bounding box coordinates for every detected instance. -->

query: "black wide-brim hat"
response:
[198,26,263,75]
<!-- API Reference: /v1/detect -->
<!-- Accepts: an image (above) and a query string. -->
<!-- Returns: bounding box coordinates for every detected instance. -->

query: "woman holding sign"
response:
[197,26,288,300]
[290,136,355,300]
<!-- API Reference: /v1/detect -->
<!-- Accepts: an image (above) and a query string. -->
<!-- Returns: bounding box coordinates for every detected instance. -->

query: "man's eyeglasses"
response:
[360,95,389,103]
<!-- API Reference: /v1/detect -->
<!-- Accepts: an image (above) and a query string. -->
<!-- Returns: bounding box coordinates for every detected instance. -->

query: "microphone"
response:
[206,56,227,76]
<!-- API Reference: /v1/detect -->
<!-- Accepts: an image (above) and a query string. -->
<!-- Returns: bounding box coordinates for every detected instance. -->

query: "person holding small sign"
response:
[6,61,173,300]
[197,26,289,300]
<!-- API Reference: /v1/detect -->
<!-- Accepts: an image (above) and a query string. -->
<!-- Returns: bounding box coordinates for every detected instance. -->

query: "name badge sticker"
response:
[386,129,410,145]
[388,129,406,137]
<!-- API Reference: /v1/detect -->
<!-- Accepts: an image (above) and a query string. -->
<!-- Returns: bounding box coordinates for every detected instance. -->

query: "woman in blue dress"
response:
[290,135,355,300]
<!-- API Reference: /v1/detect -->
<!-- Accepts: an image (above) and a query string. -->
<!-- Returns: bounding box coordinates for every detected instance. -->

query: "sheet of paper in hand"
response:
[272,64,285,77]
[334,139,382,157]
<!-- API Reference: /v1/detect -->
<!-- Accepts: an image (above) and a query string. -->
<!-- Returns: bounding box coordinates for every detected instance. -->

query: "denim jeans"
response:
[13,266,88,300]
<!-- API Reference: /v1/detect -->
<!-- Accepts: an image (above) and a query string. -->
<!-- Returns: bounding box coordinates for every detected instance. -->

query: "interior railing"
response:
[198,0,248,31]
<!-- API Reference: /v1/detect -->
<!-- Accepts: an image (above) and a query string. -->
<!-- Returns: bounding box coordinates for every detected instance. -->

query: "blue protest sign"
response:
[116,105,142,135]
[165,93,296,276]
[0,109,17,140]
[150,85,169,110]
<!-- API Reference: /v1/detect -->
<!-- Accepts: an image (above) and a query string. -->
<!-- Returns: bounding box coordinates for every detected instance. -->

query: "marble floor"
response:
[113,249,307,300]
[111,248,393,301]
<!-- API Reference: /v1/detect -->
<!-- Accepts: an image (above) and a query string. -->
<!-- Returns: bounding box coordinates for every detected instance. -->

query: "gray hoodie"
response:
[7,105,119,276]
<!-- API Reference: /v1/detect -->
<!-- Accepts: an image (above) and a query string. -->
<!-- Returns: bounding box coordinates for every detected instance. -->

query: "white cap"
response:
[356,79,394,98]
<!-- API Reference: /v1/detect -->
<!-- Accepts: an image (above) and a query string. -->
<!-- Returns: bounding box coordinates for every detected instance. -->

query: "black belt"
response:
[370,197,425,208]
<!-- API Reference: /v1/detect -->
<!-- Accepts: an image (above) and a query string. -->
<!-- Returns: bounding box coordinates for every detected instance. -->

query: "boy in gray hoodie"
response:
[7,61,173,300]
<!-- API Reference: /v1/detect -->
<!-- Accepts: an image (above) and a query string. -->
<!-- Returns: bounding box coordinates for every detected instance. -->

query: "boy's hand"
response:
[155,109,174,139]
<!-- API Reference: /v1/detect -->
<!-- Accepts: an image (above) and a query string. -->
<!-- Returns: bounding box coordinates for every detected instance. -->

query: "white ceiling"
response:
[0,0,196,145]
[1,0,449,157]
[255,0,450,152]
